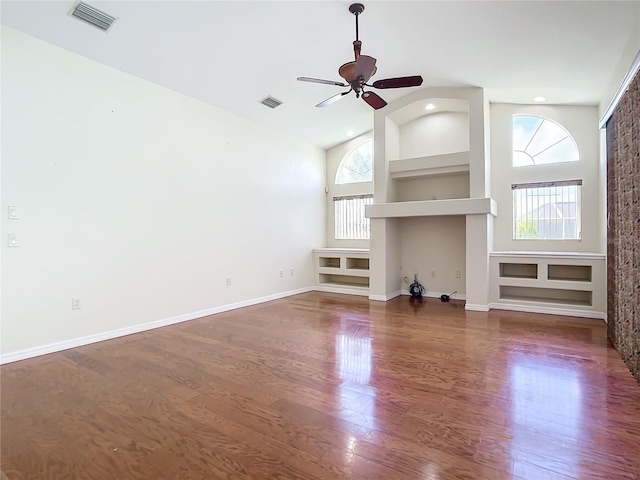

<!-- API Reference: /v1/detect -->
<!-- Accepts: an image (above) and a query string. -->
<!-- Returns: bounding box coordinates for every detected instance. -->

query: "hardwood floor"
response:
[2,292,639,480]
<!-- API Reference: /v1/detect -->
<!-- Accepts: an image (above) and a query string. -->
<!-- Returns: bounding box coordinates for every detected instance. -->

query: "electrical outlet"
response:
[8,234,19,247]
[431,270,436,277]
[72,298,81,310]
[279,270,284,278]
[455,271,461,278]
[8,206,19,219]
[226,277,232,286]
[290,267,294,276]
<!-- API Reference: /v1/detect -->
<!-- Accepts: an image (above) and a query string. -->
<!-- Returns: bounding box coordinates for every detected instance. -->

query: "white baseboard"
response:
[465,303,490,312]
[369,290,402,302]
[0,287,313,365]
[489,302,606,320]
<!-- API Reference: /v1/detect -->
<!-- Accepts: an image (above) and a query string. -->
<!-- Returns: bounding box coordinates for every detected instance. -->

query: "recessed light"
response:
[425,103,436,110]
[534,96,546,102]
[346,130,354,137]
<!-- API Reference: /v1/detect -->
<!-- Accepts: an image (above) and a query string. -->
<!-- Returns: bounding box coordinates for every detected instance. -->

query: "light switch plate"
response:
[8,234,19,247]
[8,206,19,219]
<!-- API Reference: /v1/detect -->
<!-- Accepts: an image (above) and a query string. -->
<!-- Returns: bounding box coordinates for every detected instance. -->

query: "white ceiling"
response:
[2,1,639,149]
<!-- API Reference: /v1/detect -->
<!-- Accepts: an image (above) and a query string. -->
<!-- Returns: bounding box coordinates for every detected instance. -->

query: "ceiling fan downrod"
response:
[349,3,365,60]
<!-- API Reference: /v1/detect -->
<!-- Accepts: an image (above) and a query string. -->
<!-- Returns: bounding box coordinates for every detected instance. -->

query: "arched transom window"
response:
[513,116,579,167]
[335,140,373,184]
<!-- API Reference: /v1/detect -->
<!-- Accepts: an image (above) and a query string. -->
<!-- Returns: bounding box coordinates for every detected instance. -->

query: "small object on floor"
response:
[409,274,425,298]
[440,291,457,302]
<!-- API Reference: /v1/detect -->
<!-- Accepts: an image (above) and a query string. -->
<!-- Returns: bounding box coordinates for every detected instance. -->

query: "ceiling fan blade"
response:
[297,77,347,87]
[354,55,377,82]
[362,91,387,110]
[316,90,351,108]
[372,76,424,89]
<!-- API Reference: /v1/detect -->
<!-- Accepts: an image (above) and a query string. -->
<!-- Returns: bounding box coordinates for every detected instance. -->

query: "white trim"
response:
[313,247,370,255]
[0,287,313,365]
[465,303,490,312]
[369,290,402,301]
[600,49,640,128]
[490,251,605,260]
[489,302,606,320]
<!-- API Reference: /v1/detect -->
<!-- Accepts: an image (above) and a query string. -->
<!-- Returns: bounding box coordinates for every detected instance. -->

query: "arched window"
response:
[512,116,579,167]
[335,140,373,184]
[511,115,582,240]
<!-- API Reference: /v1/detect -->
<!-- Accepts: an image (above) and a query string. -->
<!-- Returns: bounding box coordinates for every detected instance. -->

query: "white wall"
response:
[599,19,640,120]
[399,216,466,296]
[490,104,602,253]
[1,28,326,358]
[399,112,469,159]
[394,174,470,202]
[393,111,471,203]
[325,131,372,248]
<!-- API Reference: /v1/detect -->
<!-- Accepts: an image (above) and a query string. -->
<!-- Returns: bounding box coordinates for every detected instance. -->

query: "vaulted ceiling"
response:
[2,1,639,149]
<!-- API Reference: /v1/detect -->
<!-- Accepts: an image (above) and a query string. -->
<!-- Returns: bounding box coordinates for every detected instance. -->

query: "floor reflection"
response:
[336,334,372,385]
[510,354,582,476]
[335,332,376,463]
[409,295,426,315]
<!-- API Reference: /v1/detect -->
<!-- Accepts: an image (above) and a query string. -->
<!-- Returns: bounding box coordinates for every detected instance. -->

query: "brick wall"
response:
[606,68,640,382]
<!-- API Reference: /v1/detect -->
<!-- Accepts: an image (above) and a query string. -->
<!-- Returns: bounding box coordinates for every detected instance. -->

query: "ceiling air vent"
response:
[259,96,283,109]
[70,1,117,32]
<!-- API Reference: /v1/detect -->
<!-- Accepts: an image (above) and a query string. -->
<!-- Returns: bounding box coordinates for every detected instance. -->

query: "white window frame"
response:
[512,180,582,240]
[512,115,580,167]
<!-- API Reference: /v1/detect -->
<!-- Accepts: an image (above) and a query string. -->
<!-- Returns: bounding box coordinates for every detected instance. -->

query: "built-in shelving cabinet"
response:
[313,248,370,296]
[489,252,606,318]
[367,88,495,308]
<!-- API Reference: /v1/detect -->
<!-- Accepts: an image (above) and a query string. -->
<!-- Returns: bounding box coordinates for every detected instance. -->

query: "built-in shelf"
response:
[346,257,370,270]
[318,257,340,268]
[318,274,369,288]
[499,263,537,279]
[548,264,591,282]
[490,252,605,318]
[500,286,592,307]
[366,197,497,219]
[389,151,470,179]
[313,248,370,296]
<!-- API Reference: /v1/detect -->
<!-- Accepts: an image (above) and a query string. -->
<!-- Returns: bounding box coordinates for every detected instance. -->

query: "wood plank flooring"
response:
[2,292,639,479]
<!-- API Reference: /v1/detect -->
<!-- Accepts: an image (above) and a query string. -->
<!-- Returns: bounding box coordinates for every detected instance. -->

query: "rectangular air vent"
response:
[259,96,283,109]
[70,1,117,32]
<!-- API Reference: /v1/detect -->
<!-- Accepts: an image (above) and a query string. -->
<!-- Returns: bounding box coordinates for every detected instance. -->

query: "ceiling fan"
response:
[297,3,423,110]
